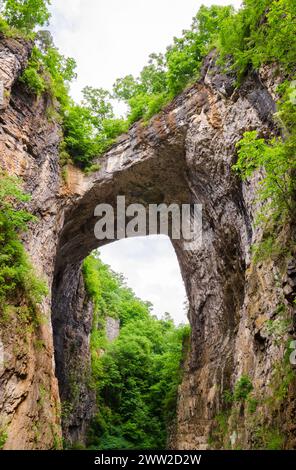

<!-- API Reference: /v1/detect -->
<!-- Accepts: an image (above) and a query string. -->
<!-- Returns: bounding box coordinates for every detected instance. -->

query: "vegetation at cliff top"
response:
[1,0,293,261]
[82,254,190,450]
[0,173,48,320]
[234,78,296,260]
[2,0,50,33]
[1,1,295,173]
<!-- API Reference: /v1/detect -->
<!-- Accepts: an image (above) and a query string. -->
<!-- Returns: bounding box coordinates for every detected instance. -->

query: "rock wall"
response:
[0,36,62,450]
[105,317,120,342]
[52,264,95,446]
[0,37,295,449]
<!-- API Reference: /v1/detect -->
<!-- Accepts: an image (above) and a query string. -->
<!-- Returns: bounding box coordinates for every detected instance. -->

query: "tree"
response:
[139,53,168,95]
[82,86,114,126]
[218,0,296,76]
[2,0,51,33]
[113,75,139,103]
[84,253,190,450]
[166,5,233,96]
[62,104,101,168]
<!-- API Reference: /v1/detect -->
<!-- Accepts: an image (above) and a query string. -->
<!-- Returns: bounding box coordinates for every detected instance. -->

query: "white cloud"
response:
[99,236,188,325]
[49,0,242,102]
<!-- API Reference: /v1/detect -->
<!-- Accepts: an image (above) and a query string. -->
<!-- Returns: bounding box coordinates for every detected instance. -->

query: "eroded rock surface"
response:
[0,37,295,449]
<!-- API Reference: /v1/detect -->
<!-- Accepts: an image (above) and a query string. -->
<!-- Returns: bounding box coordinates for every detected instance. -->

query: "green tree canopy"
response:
[2,0,51,33]
[83,254,190,450]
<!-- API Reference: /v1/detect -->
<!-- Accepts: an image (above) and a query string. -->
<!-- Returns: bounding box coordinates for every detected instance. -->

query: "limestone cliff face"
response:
[0,37,295,449]
[0,36,62,449]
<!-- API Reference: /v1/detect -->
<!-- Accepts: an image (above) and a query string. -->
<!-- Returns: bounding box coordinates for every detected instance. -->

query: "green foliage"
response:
[82,86,114,126]
[223,375,253,404]
[223,389,234,404]
[269,357,294,405]
[2,1,296,171]
[20,64,45,95]
[208,411,230,449]
[246,397,258,414]
[233,80,296,260]
[127,92,168,125]
[83,254,151,324]
[254,427,285,450]
[0,173,48,316]
[0,14,12,35]
[62,88,128,169]
[2,0,51,33]
[115,5,233,122]
[265,304,292,345]
[71,0,295,166]
[83,254,153,380]
[19,46,46,95]
[83,253,190,450]
[250,234,285,264]
[218,0,296,79]
[265,430,285,450]
[89,318,189,450]
[62,105,102,168]
[234,128,296,221]
[233,375,253,401]
[166,5,233,96]
[0,426,8,450]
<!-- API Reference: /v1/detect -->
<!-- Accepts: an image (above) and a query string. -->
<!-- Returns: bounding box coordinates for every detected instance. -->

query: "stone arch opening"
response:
[50,68,274,446]
[0,33,286,449]
[51,115,246,444]
[98,235,188,325]
[51,118,194,443]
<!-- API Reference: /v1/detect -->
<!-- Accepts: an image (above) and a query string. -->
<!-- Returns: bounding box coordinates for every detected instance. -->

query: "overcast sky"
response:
[49,0,241,324]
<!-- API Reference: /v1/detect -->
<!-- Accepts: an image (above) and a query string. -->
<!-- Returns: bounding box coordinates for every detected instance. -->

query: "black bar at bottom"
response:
[0,450,295,467]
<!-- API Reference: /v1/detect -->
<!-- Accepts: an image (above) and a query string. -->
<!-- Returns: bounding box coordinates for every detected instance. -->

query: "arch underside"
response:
[51,62,276,446]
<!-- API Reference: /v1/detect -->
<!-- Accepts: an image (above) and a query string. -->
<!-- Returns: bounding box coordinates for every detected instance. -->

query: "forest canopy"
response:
[82,254,190,450]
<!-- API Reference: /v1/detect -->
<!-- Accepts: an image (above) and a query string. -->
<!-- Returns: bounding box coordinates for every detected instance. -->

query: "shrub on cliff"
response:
[219,0,296,78]
[0,174,47,315]
[233,80,296,260]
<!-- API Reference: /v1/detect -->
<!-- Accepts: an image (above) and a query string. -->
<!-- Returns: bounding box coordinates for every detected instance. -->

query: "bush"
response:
[233,80,296,259]
[0,173,48,314]
[223,375,253,404]
[61,88,128,169]
[0,15,11,35]
[234,126,296,223]
[255,427,285,450]
[233,375,253,402]
[0,426,8,450]
[62,105,101,168]
[20,64,46,95]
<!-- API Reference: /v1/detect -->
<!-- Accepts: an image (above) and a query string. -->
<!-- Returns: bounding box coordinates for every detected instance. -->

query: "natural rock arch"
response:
[2,37,289,449]
[51,58,275,447]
